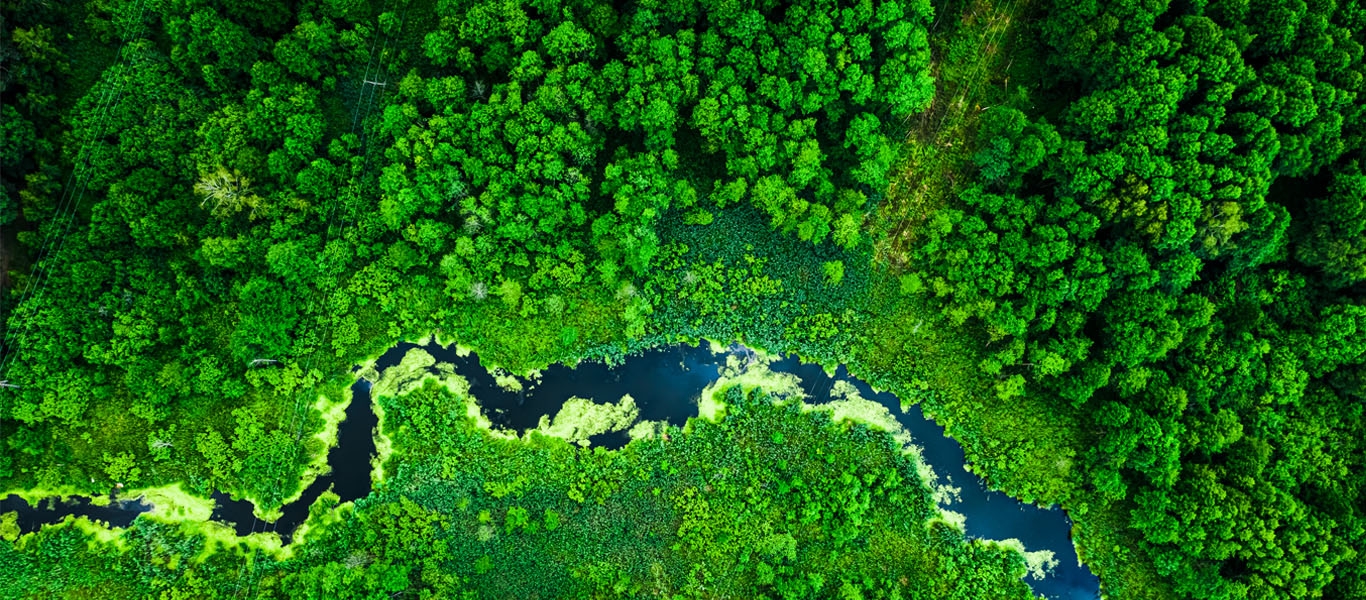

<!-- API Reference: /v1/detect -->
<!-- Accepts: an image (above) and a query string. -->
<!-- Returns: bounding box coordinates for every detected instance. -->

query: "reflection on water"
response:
[1,493,151,533]
[6,341,1099,598]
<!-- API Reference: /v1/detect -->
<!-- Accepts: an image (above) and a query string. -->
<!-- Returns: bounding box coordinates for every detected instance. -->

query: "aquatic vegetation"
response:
[532,395,639,445]
[2,0,1362,597]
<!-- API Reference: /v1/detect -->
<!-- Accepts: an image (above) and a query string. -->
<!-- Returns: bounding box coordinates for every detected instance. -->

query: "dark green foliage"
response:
[1295,158,1366,287]
[3,0,1365,598]
[0,0,935,512]
[0,0,960,595]
[1,384,1034,600]
[905,0,1366,598]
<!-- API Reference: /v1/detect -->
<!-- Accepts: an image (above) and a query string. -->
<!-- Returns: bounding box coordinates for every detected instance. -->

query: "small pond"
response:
[4,341,1099,599]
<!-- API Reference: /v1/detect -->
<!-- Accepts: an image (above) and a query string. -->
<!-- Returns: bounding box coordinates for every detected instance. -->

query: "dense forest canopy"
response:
[1,0,1363,598]
[0,0,932,503]
[909,0,1366,597]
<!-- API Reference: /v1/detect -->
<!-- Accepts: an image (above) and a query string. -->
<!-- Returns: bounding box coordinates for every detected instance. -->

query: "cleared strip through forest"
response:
[875,0,1030,268]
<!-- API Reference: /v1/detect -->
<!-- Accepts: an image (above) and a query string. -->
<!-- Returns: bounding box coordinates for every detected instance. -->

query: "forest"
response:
[0,0,1362,598]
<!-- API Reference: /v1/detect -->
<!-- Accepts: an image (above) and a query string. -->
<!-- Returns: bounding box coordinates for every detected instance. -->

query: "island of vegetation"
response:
[0,0,1362,598]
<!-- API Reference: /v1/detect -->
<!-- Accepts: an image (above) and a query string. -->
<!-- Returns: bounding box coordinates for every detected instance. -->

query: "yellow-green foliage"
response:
[371,348,439,398]
[0,512,17,542]
[126,483,216,522]
[72,517,129,550]
[696,353,805,422]
[287,490,346,549]
[988,538,1060,581]
[2,374,1038,600]
[627,419,667,441]
[533,395,639,445]
[368,351,513,482]
[308,391,351,474]
[491,369,524,392]
[371,398,395,485]
[0,486,97,507]
[811,380,951,505]
[189,519,289,562]
[368,348,457,482]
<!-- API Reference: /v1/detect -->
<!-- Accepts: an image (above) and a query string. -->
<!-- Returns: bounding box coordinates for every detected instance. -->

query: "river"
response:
[4,341,1100,599]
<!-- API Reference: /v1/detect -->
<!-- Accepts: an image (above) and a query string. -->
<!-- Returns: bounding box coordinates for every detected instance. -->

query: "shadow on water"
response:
[765,356,1102,600]
[209,378,380,542]
[5,341,1099,599]
[1,493,152,532]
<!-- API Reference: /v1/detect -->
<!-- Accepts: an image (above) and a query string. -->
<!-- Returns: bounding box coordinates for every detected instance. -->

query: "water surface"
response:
[6,341,1099,598]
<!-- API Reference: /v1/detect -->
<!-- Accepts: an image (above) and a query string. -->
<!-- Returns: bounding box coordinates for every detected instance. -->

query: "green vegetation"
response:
[1,0,932,506]
[897,1,1366,598]
[2,0,1364,598]
[1,373,1038,599]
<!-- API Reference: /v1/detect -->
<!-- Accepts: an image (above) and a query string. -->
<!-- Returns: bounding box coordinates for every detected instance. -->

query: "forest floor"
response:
[874,0,1034,267]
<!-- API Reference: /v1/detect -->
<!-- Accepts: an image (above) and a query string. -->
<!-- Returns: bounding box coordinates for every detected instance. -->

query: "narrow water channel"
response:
[209,378,380,541]
[1,493,151,533]
[5,341,1100,599]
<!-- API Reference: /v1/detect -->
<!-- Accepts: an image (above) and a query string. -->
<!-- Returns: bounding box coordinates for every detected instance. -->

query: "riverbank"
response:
[4,339,1099,598]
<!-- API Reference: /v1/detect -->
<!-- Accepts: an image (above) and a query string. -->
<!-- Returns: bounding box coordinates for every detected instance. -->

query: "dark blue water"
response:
[6,340,1099,599]
[370,340,1099,599]
[370,341,721,448]
[0,493,151,532]
[210,378,380,541]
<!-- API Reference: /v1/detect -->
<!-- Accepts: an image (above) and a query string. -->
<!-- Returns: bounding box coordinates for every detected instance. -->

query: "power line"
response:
[0,0,156,541]
[231,3,411,596]
[886,0,1022,253]
[0,0,153,376]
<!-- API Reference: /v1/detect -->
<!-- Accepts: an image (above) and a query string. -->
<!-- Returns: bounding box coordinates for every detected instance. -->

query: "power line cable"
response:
[0,0,153,375]
[229,5,411,596]
[0,0,155,527]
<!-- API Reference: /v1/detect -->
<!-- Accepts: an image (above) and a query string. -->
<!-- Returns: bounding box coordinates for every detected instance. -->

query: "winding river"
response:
[3,341,1100,599]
